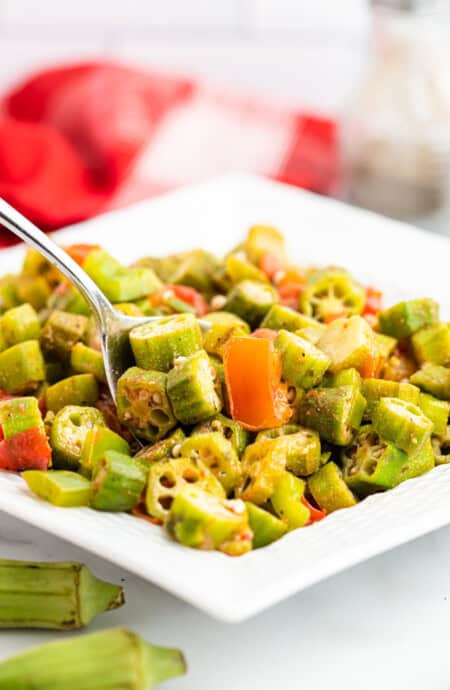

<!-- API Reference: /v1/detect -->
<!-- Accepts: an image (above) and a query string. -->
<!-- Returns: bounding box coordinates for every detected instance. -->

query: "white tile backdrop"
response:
[0,0,371,114]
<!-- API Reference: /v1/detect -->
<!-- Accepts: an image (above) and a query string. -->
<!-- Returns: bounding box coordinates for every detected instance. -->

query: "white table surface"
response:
[2,511,450,690]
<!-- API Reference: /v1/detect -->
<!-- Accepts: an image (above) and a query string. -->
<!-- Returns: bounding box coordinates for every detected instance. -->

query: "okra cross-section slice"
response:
[410,363,450,401]
[245,502,287,548]
[167,350,222,425]
[50,405,106,470]
[244,224,286,264]
[372,397,433,455]
[224,279,278,328]
[146,456,225,521]
[91,450,147,512]
[0,396,43,439]
[297,385,366,446]
[167,486,253,556]
[418,393,450,437]
[307,461,357,513]
[261,304,320,333]
[256,425,321,476]
[130,313,202,372]
[274,329,330,389]
[40,310,88,362]
[225,253,269,285]
[23,470,92,507]
[70,343,106,383]
[317,316,377,374]
[411,322,450,366]
[180,432,241,494]
[193,413,249,457]
[116,367,176,443]
[135,428,186,465]
[1,303,40,347]
[83,248,162,301]
[80,426,131,478]
[45,374,99,413]
[378,298,439,339]
[202,311,250,359]
[323,367,362,389]
[300,268,365,322]
[238,438,287,505]
[0,340,45,394]
[271,472,311,529]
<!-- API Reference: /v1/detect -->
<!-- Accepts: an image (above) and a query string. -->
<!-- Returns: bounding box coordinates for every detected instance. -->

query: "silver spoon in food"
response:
[0,199,210,403]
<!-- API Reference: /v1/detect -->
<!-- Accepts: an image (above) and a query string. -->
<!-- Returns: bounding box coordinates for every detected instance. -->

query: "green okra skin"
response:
[261,304,323,333]
[323,367,361,389]
[378,298,439,339]
[15,276,51,311]
[50,405,106,470]
[135,428,186,465]
[167,487,253,556]
[224,279,278,328]
[373,332,398,359]
[244,224,286,264]
[202,311,250,359]
[0,274,19,313]
[40,310,88,362]
[130,313,202,372]
[361,378,400,419]
[80,426,131,478]
[167,350,222,425]
[0,560,124,630]
[0,340,45,394]
[297,385,366,446]
[271,472,310,529]
[116,367,176,443]
[134,253,184,284]
[0,397,43,439]
[1,303,40,346]
[171,249,221,295]
[317,315,377,373]
[23,471,92,507]
[372,397,433,454]
[398,382,420,405]
[245,502,288,548]
[0,627,186,689]
[274,329,330,389]
[0,330,6,353]
[83,248,162,302]
[91,451,147,512]
[146,456,225,521]
[238,438,287,505]
[411,322,450,366]
[45,374,99,413]
[225,252,269,285]
[410,363,450,401]
[180,432,241,494]
[193,413,248,457]
[45,360,65,384]
[256,425,322,476]
[208,354,229,413]
[307,461,357,513]
[300,268,365,322]
[47,283,90,316]
[70,343,106,383]
[417,393,450,437]
[432,427,450,465]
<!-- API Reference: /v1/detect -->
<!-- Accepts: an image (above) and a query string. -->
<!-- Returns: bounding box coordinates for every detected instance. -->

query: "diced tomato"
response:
[251,328,278,342]
[324,312,346,324]
[301,495,326,525]
[0,390,14,401]
[0,427,51,472]
[64,244,100,266]
[360,353,384,379]
[259,252,286,281]
[363,287,383,316]
[150,284,209,316]
[277,282,304,310]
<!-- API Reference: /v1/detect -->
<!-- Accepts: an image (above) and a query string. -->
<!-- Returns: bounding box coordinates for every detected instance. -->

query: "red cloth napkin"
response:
[0,61,338,247]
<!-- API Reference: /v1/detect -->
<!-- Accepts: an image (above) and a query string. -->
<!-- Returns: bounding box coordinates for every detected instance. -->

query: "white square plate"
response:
[0,174,449,622]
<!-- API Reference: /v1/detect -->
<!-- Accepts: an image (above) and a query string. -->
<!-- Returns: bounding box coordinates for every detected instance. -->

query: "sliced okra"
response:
[171,249,221,295]
[0,396,43,439]
[45,360,65,384]
[202,311,250,359]
[114,302,144,317]
[432,427,450,465]
[398,382,420,405]
[382,350,417,383]
[0,274,19,313]
[1,303,40,346]
[130,313,202,372]
[317,316,377,373]
[91,450,147,512]
[378,298,439,339]
[47,283,89,316]
[50,405,106,470]
[324,367,361,389]
[80,426,131,478]
[40,310,88,362]
[180,432,241,494]
[297,385,366,446]
[83,249,162,302]
[361,378,400,419]
[245,502,287,548]
[274,330,330,389]
[244,225,286,265]
[410,363,450,401]
[167,487,253,556]
[411,322,450,366]
[0,340,45,394]
[70,343,106,383]
[135,428,186,464]
[300,268,365,322]
[256,425,321,476]
[271,472,310,529]
[225,253,268,285]
[372,397,433,454]
[224,280,278,328]
[167,350,222,425]
[116,367,176,443]
[295,325,326,345]
[193,413,249,457]
[45,374,99,413]
[417,393,450,437]
[307,461,357,513]
[23,470,92,508]
[261,304,321,333]
[238,438,287,505]
[373,332,398,359]
[21,247,61,284]
[208,355,229,413]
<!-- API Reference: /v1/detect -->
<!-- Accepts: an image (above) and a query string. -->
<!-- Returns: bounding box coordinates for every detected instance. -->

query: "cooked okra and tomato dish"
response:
[0,226,449,556]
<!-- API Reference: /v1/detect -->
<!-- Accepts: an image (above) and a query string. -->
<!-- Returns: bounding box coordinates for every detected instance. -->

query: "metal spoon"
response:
[0,199,209,402]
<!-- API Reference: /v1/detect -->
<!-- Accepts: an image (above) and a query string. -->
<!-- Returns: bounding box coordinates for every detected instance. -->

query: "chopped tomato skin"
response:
[301,495,326,525]
[64,244,100,266]
[277,282,304,310]
[150,284,209,316]
[251,328,278,342]
[360,353,385,379]
[259,252,286,281]
[363,287,383,316]
[0,427,51,471]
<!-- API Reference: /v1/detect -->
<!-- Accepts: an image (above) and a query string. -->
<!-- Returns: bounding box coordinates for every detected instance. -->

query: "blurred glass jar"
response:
[343,0,450,218]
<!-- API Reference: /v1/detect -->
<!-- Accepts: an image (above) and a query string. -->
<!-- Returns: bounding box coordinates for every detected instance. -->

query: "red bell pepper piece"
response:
[251,328,278,342]
[301,495,326,525]
[363,287,383,316]
[150,284,209,316]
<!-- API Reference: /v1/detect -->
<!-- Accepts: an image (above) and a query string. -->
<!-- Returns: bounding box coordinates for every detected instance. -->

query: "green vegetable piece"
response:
[398,382,420,405]
[378,298,439,339]
[45,360,65,384]
[245,502,287,548]
[324,367,361,388]
[80,426,130,478]
[411,322,450,366]
[70,343,106,383]
[135,428,186,465]
[297,385,366,446]
[256,425,321,476]
[130,313,202,372]
[271,472,310,529]
[202,311,250,358]
[167,487,252,556]
[0,330,6,353]
[1,303,40,346]
[0,397,43,439]
[83,249,162,302]
[180,432,241,493]
[146,456,225,521]
[40,310,88,362]
[50,405,106,470]
[224,279,278,328]
[308,461,357,513]
[0,274,19,313]
[239,438,286,505]
[300,268,365,322]
[0,340,45,394]
[171,249,221,294]
[23,470,92,507]
[295,324,327,345]
[261,304,320,333]
[47,283,90,316]
[225,253,268,285]
[432,427,450,465]
[167,350,221,425]
[91,450,146,512]
[274,329,330,389]
[45,374,99,413]
[244,225,286,264]
[418,393,450,437]
[361,378,400,419]
[193,413,248,457]
[373,332,398,359]
[15,275,51,311]
[317,316,377,373]
[116,366,176,442]
[410,363,450,401]
[372,397,433,454]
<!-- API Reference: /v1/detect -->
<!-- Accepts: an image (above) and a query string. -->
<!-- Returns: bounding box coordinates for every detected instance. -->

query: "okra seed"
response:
[211,420,222,431]
[210,295,227,311]
[151,392,162,405]
[171,443,182,458]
